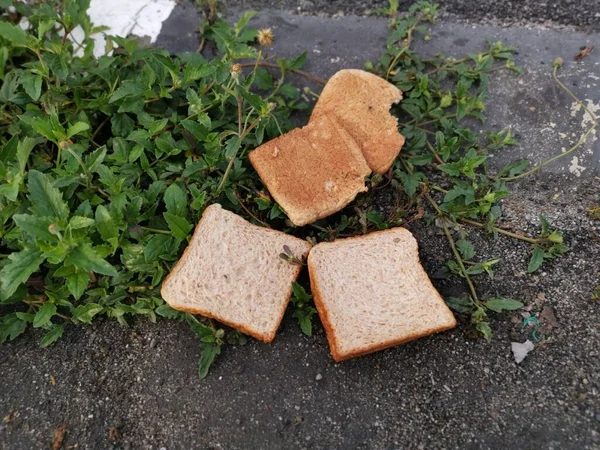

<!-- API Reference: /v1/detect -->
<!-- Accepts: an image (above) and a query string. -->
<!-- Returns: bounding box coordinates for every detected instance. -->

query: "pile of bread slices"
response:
[161,70,456,362]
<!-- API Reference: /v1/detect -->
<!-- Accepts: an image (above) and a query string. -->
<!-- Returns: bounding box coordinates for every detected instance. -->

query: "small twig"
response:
[232,191,271,228]
[238,61,326,85]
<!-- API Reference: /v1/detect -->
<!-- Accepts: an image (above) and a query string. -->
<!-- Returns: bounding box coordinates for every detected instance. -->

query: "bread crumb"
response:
[324,180,336,192]
[272,145,280,157]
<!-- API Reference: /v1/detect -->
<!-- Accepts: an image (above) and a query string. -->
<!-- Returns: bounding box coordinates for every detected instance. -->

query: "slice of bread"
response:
[308,227,456,361]
[160,204,312,342]
[249,114,371,227]
[311,69,405,174]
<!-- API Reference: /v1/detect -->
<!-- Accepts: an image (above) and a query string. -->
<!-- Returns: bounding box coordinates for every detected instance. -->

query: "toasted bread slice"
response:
[249,114,371,227]
[311,69,405,174]
[308,228,456,361]
[160,204,312,342]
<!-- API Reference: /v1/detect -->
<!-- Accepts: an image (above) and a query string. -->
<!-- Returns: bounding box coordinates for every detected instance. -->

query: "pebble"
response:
[315,373,323,381]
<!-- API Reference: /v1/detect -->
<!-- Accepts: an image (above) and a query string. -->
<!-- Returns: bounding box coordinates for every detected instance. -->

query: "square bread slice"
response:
[310,69,405,174]
[160,204,312,342]
[308,227,456,361]
[249,114,371,227]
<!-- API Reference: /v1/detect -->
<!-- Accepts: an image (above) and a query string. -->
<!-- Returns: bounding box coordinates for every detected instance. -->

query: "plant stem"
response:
[385,16,421,80]
[426,140,444,164]
[458,217,542,244]
[440,211,480,302]
[238,61,326,85]
[217,118,260,192]
[142,227,171,235]
[232,191,271,228]
[501,65,598,182]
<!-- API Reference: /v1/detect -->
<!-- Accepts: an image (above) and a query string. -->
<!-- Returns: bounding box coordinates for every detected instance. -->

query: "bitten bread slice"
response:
[161,204,311,342]
[311,69,405,174]
[308,228,456,361]
[249,114,371,227]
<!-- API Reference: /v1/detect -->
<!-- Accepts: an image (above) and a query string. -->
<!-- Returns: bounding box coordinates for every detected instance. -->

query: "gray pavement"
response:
[1,3,600,450]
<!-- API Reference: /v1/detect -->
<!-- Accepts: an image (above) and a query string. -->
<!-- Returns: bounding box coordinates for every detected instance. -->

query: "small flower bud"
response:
[231,63,242,74]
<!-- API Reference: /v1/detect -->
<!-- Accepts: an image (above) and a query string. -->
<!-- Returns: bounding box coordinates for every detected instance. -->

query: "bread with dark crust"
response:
[249,114,371,226]
[311,69,405,174]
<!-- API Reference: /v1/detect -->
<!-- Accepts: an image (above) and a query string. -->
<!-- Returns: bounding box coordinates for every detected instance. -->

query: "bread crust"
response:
[308,228,457,362]
[249,115,371,226]
[311,69,405,174]
[160,204,310,342]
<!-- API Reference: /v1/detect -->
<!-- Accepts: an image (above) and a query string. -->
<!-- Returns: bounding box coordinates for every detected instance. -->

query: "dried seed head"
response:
[553,57,563,68]
[257,28,274,47]
[231,63,242,74]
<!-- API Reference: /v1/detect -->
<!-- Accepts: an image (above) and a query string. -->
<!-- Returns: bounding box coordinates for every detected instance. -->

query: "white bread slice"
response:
[249,114,371,227]
[308,227,456,361]
[160,204,312,342]
[311,69,405,174]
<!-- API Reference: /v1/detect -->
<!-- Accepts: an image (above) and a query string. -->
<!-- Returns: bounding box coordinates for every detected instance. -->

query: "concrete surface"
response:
[224,0,600,31]
[1,3,600,450]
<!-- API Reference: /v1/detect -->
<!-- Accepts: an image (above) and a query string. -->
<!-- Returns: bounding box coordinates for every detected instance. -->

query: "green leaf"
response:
[198,342,221,380]
[184,61,216,83]
[67,269,90,300]
[65,243,118,276]
[72,303,103,324]
[144,234,174,262]
[67,122,90,138]
[288,51,307,70]
[456,239,475,260]
[22,73,43,101]
[16,137,37,174]
[0,21,29,45]
[397,170,424,197]
[484,298,524,313]
[27,170,69,220]
[13,214,56,241]
[33,302,56,328]
[446,296,475,314]
[475,320,492,342]
[19,115,55,141]
[156,304,186,319]
[527,245,545,273]
[0,313,28,344]
[95,205,119,244]
[0,247,45,300]
[224,136,241,159]
[40,324,64,347]
[163,212,193,240]
[440,92,453,108]
[297,313,313,336]
[291,282,312,303]
[69,216,96,229]
[164,183,186,217]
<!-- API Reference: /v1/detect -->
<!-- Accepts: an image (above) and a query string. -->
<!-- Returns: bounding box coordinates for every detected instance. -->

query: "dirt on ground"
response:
[1,175,599,450]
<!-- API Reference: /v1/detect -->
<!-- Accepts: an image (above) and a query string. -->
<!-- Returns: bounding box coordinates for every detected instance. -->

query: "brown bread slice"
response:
[311,69,405,174]
[249,114,371,226]
[308,228,456,361]
[160,204,312,342]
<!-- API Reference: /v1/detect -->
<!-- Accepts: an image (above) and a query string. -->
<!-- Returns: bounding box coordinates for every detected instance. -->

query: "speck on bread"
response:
[310,69,405,174]
[249,114,371,226]
[308,227,457,361]
[160,204,312,342]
